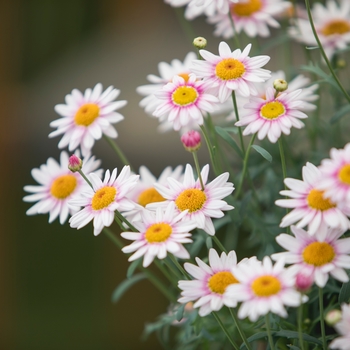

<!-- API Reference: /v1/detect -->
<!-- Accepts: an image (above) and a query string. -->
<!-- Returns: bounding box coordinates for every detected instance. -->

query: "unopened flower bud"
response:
[193,37,207,49]
[295,271,313,293]
[337,59,346,69]
[181,130,201,152]
[68,154,83,172]
[273,79,288,92]
[325,309,342,326]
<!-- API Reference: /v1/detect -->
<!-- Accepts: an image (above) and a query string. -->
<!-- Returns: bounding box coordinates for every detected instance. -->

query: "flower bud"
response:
[193,37,207,49]
[273,79,288,92]
[181,130,201,152]
[295,271,313,293]
[325,309,342,326]
[68,154,83,172]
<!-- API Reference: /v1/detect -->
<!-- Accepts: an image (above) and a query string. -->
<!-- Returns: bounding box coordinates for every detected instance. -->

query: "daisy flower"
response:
[121,202,195,267]
[152,74,219,131]
[289,0,350,60]
[191,41,271,102]
[49,83,127,156]
[151,164,234,236]
[330,303,350,350]
[234,86,308,143]
[225,256,304,321]
[178,248,239,316]
[318,143,350,206]
[208,0,291,39]
[136,52,197,115]
[23,151,102,225]
[272,225,350,288]
[275,162,350,236]
[69,166,139,236]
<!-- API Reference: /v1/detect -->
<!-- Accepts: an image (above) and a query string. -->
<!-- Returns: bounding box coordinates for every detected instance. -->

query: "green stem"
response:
[229,308,252,350]
[115,210,138,232]
[227,13,241,49]
[103,135,132,169]
[174,7,196,45]
[114,214,125,231]
[232,91,245,154]
[200,124,220,176]
[265,314,275,350]
[212,235,228,254]
[212,312,239,350]
[164,257,183,280]
[278,138,287,187]
[77,169,94,190]
[169,254,190,279]
[192,151,205,191]
[319,287,327,350]
[103,227,124,249]
[154,259,179,286]
[298,302,305,350]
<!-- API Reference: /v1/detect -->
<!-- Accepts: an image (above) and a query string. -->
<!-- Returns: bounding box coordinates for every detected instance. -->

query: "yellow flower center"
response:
[138,188,166,207]
[251,275,281,297]
[74,103,100,126]
[215,58,246,80]
[177,73,190,82]
[208,271,239,294]
[172,86,198,106]
[91,186,117,210]
[307,189,336,211]
[338,164,350,185]
[231,0,262,17]
[321,20,350,36]
[144,223,172,243]
[260,101,285,120]
[50,174,77,199]
[175,188,207,213]
[302,242,335,266]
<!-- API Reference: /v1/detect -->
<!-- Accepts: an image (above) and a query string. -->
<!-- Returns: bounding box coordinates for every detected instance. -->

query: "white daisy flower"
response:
[136,52,197,115]
[152,74,219,131]
[178,248,239,316]
[151,164,234,236]
[23,151,102,225]
[234,86,308,143]
[330,303,350,350]
[208,0,291,39]
[191,41,271,102]
[69,166,139,236]
[275,162,350,236]
[49,83,127,156]
[272,225,350,288]
[289,0,350,60]
[121,202,195,267]
[225,256,304,321]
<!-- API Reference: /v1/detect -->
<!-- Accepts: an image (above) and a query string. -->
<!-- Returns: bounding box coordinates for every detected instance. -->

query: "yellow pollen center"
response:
[138,188,166,207]
[177,73,190,82]
[74,103,100,126]
[50,174,77,199]
[260,101,285,120]
[144,222,172,243]
[208,271,238,294]
[338,164,350,185]
[215,58,246,80]
[91,186,117,210]
[321,20,350,36]
[231,0,262,17]
[175,188,207,213]
[307,189,336,211]
[172,86,198,106]
[251,275,281,297]
[303,242,335,266]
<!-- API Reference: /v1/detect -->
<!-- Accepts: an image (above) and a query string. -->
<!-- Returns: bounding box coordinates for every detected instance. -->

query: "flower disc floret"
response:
[231,0,262,16]
[307,189,336,211]
[251,275,281,297]
[91,186,117,210]
[50,174,77,199]
[302,242,335,266]
[74,103,100,126]
[145,223,172,243]
[215,58,246,80]
[208,271,238,294]
[138,188,166,207]
[175,189,207,212]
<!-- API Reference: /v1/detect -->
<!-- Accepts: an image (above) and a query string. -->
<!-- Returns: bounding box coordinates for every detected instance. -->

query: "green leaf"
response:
[111,273,147,303]
[330,104,350,124]
[251,145,272,162]
[339,280,350,304]
[274,330,322,345]
[126,258,142,278]
[176,303,186,322]
[215,126,244,159]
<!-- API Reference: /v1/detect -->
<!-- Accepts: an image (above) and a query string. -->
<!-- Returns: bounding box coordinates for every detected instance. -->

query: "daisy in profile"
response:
[330,303,350,350]
[178,249,239,316]
[275,162,350,235]
[191,42,271,102]
[69,166,139,236]
[121,202,195,267]
[289,0,350,60]
[272,225,350,288]
[152,74,219,131]
[225,256,304,321]
[49,83,127,156]
[151,164,234,236]
[23,151,102,225]
[208,0,291,39]
[136,52,197,115]
[234,86,308,143]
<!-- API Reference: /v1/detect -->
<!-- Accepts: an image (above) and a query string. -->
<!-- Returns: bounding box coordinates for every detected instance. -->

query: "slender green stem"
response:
[114,214,125,231]
[298,302,305,350]
[103,135,132,169]
[265,314,275,350]
[192,152,205,191]
[304,0,350,103]
[318,287,327,350]
[212,235,228,254]
[103,227,124,249]
[200,124,220,176]
[278,138,287,187]
[229,308,252,350]
[169,254,190,279]
[205,113,223,173]
[174,7,197,45]
[77,169,94,190]
[115,210,138,232]
[154,259,178,286]
[232,91,245,155]
[227,13,241,49]
[212,312,240,350]
[164,256,183,280]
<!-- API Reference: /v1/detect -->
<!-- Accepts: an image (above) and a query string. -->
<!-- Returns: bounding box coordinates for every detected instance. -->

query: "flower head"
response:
[23,151,102,224]
[181,130,201,152]
[68,154,83,172]
[178,248,239,316]
[49,83,126,156]
[330,303,350,349]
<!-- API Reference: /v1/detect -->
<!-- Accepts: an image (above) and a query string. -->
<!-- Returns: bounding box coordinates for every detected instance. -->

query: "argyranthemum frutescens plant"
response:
[23,0,350,348]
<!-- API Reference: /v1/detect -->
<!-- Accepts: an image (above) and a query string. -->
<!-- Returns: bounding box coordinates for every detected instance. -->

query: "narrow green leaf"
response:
[126,258,142,278]
[251,145,272,162]
[111,273,147,303]
[274,330,322,345]
[339,280,350,304]
[215,126,244,159]
[175,303,186,322]
[330,104,350,124]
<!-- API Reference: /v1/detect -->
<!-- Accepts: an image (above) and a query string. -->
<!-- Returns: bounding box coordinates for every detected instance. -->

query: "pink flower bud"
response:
[295,271,314,293]
[181,130,201,152]
[68,154,83,172]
